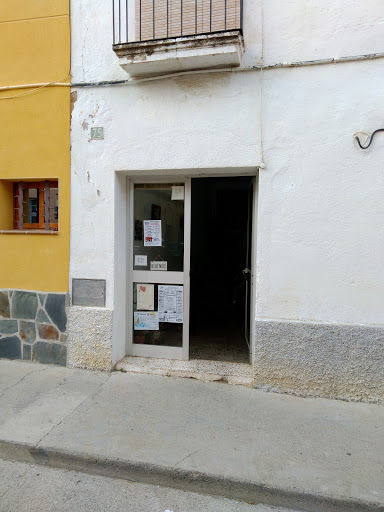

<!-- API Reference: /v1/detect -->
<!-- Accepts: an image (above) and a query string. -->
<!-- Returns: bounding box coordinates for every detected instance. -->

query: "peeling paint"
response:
[70,91,78,114]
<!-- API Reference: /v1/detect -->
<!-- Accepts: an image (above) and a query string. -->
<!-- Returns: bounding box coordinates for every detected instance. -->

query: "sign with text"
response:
[90,127,104,140]
[150,261,167,271]
[143,220,161,246]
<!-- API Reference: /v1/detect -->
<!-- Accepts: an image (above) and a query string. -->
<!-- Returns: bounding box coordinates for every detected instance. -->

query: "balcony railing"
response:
[112,0,243,44]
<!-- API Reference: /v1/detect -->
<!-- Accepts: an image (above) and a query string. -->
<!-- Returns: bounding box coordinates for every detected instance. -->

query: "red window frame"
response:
[14,181,59,230]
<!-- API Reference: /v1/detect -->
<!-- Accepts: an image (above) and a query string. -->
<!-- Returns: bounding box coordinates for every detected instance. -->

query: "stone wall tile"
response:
[19,321,36,344]
[22,344,32,360]
[0,336,21,359]
[0,292,10,318]
[36,309,50,324]
[1,290,68,366]
[0,319,18,334]
[45,294,67,332]
[12,291,38,320]
[33,342,67,366]
[37,323,59,341]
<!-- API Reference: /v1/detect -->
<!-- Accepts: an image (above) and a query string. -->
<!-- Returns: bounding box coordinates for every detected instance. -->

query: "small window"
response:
[14,181,59,230]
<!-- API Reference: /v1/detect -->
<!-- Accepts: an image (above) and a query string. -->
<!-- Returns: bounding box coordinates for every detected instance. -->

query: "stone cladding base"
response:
[0,290,68,366]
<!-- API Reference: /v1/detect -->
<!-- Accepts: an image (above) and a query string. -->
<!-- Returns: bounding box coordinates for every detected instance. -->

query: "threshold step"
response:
[115,356,254,387]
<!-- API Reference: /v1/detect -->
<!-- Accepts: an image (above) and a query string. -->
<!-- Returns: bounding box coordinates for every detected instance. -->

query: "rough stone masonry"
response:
[0,290,68,366]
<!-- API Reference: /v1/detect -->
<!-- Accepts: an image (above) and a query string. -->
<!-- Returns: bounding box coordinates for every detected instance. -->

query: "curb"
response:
[0,440,383,512]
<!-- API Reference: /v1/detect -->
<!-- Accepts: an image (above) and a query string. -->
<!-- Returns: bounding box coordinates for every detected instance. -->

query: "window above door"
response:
[112,0,244,77]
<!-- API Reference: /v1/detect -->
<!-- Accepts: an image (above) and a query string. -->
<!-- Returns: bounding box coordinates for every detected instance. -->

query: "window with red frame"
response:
[14,181,59,230]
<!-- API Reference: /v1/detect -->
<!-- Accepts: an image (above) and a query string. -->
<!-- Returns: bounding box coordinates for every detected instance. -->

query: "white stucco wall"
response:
[70,73,261,303]
[258,59,384,325]
[263,0,384,64]
[70,0,384,371]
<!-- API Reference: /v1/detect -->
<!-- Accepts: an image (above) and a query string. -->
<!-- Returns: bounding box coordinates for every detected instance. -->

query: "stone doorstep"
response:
[115,356,254,387]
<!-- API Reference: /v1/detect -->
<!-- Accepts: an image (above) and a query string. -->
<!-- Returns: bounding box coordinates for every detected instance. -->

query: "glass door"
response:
[128,180,190,360]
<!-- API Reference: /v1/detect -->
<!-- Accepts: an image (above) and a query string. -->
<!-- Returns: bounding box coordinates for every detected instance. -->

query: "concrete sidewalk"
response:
[0,360,383,512]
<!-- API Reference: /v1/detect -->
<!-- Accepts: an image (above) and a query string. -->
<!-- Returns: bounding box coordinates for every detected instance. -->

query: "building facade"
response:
[68,0,384,402]
[2,0,383,403]
[0,1,71,364]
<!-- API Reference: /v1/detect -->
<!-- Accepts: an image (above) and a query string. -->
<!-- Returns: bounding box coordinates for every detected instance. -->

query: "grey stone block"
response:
[45,294,67,332]
[72,279,106,307]
[33,341,67,366]
[0,336,21,360]
[22,344,32,360]
[12,291,38,320]
[36,309,50,324]
[0,292,10,318]
[0,319,18,335]
[19,321,36,344]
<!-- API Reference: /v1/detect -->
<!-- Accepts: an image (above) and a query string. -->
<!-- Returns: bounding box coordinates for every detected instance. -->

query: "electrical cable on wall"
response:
[355,129,384,149]
[0,73,71,100]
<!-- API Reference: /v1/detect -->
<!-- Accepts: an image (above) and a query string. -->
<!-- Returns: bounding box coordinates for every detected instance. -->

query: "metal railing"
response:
[113,0,243,44]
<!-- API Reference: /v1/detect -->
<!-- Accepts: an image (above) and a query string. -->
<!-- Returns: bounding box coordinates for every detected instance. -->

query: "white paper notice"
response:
[158,285,183,323]
[144,220,162,246]
[135,255,147,267]
[137,283,154,311]
[150,261,167,271]
[134,311,159,330]
[171,186,184,200]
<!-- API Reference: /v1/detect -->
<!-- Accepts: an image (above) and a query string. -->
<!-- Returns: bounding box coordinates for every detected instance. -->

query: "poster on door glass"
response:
[158,285,183,323]
[134,311,159,330]
[143,220,162,247]
[136,283,154,311]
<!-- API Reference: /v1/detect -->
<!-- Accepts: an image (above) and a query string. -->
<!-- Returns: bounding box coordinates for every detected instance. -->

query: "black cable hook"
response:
[355,129,384,149]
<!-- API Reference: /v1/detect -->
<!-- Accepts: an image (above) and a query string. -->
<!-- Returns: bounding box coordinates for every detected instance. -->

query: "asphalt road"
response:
[0,459,301,512]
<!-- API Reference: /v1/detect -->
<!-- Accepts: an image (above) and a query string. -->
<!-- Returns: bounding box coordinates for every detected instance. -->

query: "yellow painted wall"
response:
[0,0,70,292]
[0,181,13,230]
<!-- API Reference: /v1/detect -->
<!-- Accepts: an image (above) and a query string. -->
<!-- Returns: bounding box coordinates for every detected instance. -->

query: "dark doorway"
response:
[190,176,253,363]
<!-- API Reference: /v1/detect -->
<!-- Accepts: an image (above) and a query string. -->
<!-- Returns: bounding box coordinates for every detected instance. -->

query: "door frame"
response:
[126,177,191,360]
[249,175,258,364]
[124,170,257,364]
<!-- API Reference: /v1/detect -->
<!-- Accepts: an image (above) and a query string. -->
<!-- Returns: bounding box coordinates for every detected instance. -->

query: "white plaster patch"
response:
[67,307,113,371]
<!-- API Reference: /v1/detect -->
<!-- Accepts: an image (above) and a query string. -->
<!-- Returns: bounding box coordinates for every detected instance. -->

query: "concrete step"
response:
[115,355,254,386]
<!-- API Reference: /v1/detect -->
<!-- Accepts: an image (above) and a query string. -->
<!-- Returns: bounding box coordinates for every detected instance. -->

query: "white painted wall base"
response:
[254,319,384,403]
[67,307,114,371]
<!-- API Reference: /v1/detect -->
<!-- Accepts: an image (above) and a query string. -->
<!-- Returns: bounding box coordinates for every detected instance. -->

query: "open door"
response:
[189,176,254,364]
[127,179,191,360]
[244,177,256,364]
[243,179,253,359]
